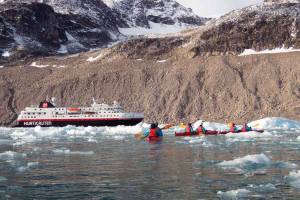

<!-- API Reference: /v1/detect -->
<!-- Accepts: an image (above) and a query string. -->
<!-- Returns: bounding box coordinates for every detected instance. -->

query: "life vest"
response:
[230,126,237,133]
[149,128,158,138]
[241,126,247,132]
[197,126,205,134]
[186,126,192,135]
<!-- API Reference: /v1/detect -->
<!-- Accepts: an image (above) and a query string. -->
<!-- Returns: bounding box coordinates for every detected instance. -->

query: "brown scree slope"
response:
[0,48,299,126]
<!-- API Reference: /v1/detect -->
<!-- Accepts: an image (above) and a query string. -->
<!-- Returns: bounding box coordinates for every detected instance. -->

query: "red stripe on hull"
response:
[17,118,143,122]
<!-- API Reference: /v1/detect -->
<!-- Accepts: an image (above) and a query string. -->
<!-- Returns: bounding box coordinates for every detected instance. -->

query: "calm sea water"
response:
[0,126,300,200]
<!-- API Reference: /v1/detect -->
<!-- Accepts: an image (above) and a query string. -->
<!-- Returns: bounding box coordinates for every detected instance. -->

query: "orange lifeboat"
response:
[68,108,81,112]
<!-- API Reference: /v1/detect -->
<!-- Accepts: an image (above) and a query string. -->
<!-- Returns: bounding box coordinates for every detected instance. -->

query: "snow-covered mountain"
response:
[0,0,206,62]
[109,0,208,35]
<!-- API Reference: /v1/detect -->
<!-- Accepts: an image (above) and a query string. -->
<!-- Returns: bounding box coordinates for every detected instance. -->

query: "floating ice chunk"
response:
[217,188,251,199]
[0,176,7,182]
[217,154,271,168]
[87,53,103,62]
[2,51,10,57]
[30,62,49,68]
[0,151,26,161]
[286,170,300,189]
[297,136,300,141]
[249,117,300,130]
[249,183,276,193]
[225,131,273,142]
[193,120,228,131]
[52,148,94,156]
[17,162,39,173]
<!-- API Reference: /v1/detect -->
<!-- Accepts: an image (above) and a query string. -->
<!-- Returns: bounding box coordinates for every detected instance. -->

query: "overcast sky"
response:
[177,0,263,17]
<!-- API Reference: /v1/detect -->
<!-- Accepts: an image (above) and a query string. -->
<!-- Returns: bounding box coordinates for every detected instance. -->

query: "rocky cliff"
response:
[190,3,300,56]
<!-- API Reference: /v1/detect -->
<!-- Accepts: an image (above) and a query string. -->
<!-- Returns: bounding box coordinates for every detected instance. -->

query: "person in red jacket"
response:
[146,123,163,140]
[241,123,252,132]
[229,122,238,133]
[196,123,206,135]
[185,123,193,136]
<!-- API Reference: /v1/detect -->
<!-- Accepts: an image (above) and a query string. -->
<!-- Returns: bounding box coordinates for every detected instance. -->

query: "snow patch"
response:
[0,66,4,69]
[30,62,49,68]
[87,53,103,62]
[239,47,300,56]
[217,188,251,199]
[58,44,68,54]
[52,65,66,68]
[119,22,190,36]
[2,51,10,57]
[157,59,168,63]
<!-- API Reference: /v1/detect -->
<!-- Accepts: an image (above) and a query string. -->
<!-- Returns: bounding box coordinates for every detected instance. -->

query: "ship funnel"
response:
[51,97,56,106]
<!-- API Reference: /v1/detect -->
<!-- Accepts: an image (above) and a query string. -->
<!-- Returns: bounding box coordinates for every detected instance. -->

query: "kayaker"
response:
[229,122,238,133]
[241,123,252,132]
[185,123,193,136]
[196,123,206,135]
[144,123,163,139]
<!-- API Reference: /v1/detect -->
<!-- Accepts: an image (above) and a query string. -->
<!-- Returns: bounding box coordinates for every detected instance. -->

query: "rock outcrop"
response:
[190,3,300,56]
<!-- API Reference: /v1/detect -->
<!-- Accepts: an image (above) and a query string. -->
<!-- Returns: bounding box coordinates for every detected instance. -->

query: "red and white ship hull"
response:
[15,117,144,127]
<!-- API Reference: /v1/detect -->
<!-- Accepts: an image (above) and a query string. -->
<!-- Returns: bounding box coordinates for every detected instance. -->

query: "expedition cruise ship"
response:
[15,99,144,127]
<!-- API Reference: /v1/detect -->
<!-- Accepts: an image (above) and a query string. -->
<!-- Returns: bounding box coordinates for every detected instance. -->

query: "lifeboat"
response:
[68,108,81,113]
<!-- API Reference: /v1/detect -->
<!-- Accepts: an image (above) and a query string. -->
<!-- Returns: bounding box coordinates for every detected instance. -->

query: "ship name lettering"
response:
[24,121,52,126]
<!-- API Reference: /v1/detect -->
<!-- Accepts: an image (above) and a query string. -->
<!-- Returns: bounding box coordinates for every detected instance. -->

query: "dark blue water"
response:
[0,126,300,199]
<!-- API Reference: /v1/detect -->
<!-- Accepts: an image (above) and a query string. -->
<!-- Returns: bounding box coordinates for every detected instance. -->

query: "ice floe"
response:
[192,117,300,131]
[17,162,39,173]
[286,170,300,189]
[217,188,251,200]
[217,154,271,168]
[0,151,26,161]
[249,117,300,130]
[225,131,273,142]
[247,183,277,194]
[52,148,94,156]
